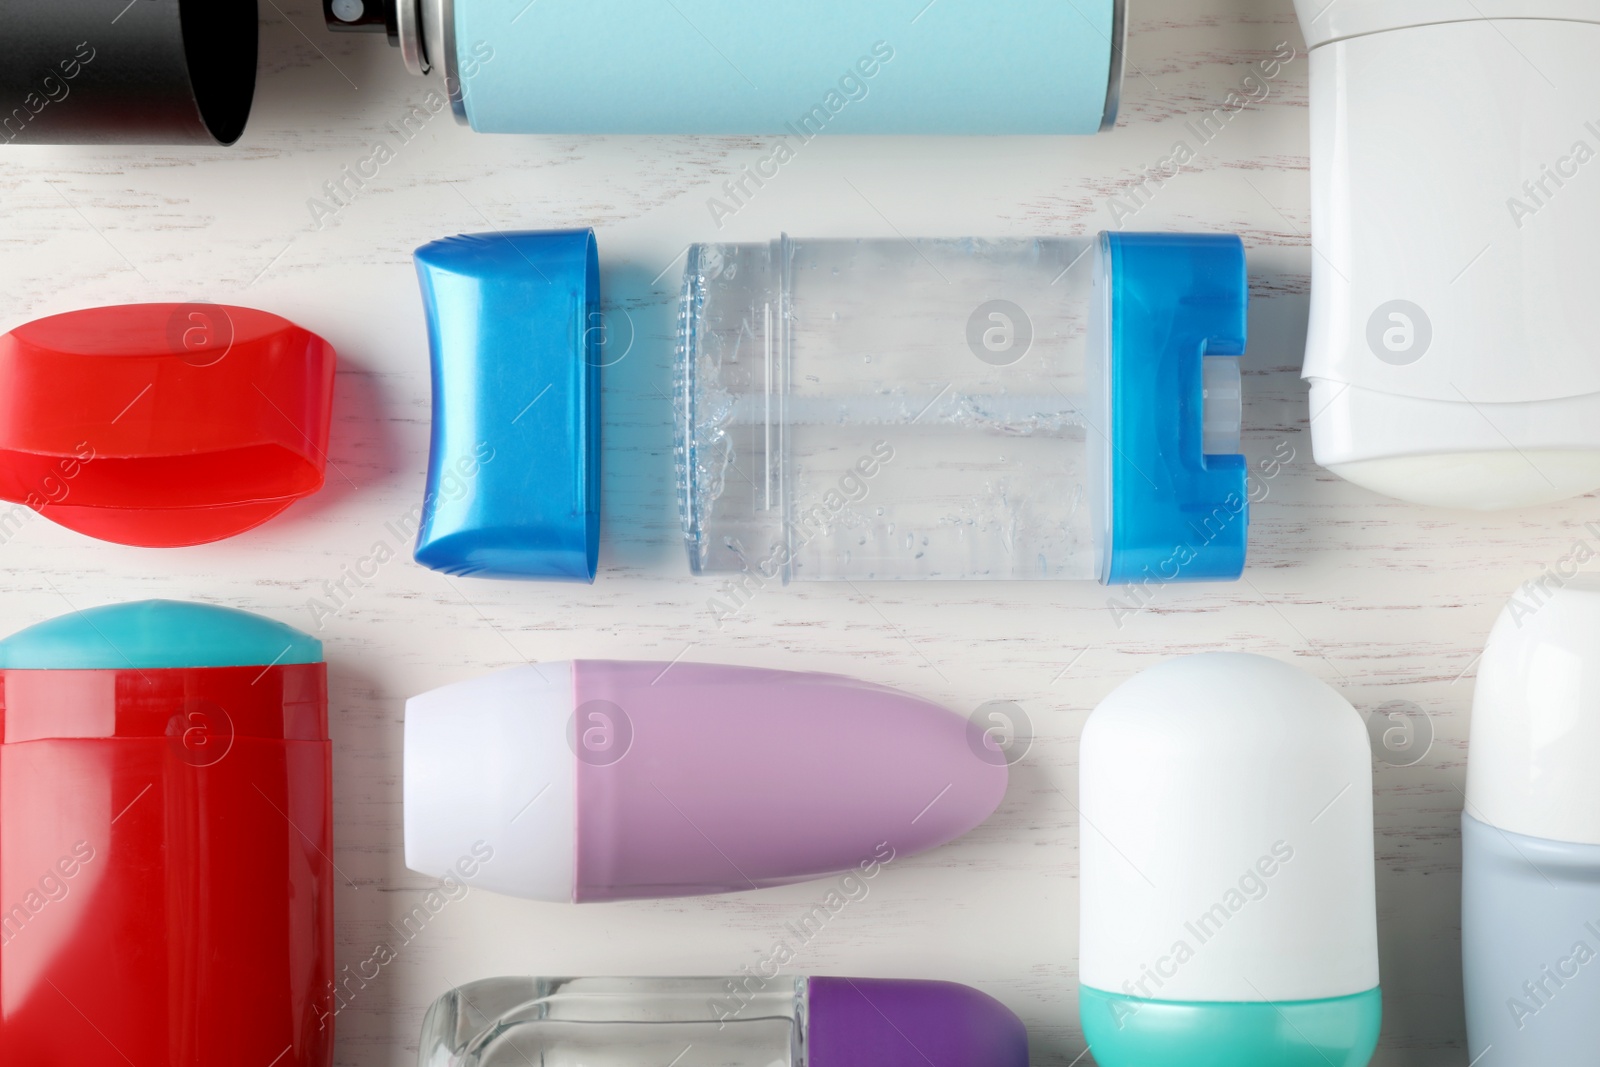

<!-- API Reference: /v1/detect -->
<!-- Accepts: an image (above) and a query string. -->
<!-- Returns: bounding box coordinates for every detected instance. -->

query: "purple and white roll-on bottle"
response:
[403,661,1009,901]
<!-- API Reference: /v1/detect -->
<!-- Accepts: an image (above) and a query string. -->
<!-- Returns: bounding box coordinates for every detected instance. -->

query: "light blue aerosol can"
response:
[322,0,1124,135]
[1463,579,1600,1065]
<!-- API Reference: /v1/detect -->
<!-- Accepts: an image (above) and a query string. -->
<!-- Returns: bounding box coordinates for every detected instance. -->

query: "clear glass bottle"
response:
[676,232,1250,585]
[420,978,802,1067]
[418,976,1028,1067]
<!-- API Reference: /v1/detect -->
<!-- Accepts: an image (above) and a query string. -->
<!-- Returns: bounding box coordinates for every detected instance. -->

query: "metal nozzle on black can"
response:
[323,0,397,43]
[0,0,259,146]
[325,0,432,76]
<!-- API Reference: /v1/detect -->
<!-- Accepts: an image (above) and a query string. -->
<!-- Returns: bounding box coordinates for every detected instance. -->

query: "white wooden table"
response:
[0,1,1547,1062]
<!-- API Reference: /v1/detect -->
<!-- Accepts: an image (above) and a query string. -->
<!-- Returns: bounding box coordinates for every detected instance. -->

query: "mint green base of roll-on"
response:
[1079,987,1382,1066]
[452,0,1122,135]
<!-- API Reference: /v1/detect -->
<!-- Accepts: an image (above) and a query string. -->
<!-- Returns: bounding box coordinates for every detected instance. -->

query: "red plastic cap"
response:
[0,303,337,546]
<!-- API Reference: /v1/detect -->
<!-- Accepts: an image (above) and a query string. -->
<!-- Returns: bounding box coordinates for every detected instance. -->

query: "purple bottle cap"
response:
[808,977,1029,1067]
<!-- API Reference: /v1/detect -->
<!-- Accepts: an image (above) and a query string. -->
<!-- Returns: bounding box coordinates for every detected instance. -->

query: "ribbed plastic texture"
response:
[678,233,1249,584]
[678,235,1101,581]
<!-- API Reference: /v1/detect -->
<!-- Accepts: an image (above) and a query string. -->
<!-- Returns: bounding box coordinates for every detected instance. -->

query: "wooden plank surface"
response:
[0,1,1544,1062]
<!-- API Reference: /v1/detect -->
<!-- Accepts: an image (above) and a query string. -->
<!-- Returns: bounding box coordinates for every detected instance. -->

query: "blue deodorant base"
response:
[451,0,1121,135]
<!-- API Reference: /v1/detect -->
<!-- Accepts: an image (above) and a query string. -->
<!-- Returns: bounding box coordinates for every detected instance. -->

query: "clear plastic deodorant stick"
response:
[677,233,1252,585]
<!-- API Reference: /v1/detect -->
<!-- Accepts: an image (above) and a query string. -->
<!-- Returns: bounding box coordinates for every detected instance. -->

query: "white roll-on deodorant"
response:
[1078,653,1381,1066]
[1464,579,1600,1064]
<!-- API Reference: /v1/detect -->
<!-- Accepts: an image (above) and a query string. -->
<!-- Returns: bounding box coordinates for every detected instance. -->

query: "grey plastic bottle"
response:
[1463,579,1600,1064]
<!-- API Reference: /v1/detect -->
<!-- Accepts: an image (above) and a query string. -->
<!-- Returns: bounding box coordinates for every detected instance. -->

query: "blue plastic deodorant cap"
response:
[413,229,601,582]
